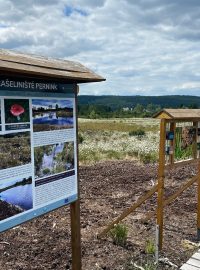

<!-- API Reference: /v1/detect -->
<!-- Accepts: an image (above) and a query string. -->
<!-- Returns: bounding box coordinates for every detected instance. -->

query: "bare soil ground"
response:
[0,160,199,269]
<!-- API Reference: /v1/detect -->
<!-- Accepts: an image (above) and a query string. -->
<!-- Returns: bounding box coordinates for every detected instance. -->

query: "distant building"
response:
[122,107,132,111]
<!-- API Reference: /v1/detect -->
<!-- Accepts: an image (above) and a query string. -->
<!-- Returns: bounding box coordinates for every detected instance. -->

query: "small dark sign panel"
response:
[0,80,78,233]
[166,131,174,140]
[0,77,76,93]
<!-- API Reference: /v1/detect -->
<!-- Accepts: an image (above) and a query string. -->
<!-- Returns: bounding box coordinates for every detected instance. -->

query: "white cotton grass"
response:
[78,118,160,164]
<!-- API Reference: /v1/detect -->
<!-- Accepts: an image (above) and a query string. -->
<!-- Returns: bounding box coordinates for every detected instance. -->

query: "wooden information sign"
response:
[0,49,105,270]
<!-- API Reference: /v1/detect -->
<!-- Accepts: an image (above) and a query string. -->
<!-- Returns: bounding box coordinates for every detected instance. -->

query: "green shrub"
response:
[110,223,128,246]
[42,168,50,175]
[144,261,157,270]
[139,152,158,164]
[129,129,146,137]
[78,133,84,144]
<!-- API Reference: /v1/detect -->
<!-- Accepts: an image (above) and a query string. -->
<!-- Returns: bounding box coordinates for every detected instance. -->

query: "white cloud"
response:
[0,0,200,95]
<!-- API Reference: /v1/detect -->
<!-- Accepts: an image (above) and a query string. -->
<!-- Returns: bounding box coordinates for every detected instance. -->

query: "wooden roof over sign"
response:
[154,109,200,120]
[0,49,105,83]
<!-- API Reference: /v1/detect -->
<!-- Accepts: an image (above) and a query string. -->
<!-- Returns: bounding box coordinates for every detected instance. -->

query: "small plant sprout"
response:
[109,223,128,247]
[145,239,156,255]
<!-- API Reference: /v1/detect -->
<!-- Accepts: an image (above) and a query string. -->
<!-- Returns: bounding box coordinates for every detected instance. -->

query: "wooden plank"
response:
[157,119,166,250]
[164,175,197,205]
[98,184,158,238]
[180,263,200,270]
[0,49,94,73]
[192,252,200,260]
[156,112,172,119]
[142,175,198,222]
[70,201,81,270]
[165,158,200,170]
[0,60,105,82]
[154,109,200,120]
[186,258,200,268]
[197,160,200,238]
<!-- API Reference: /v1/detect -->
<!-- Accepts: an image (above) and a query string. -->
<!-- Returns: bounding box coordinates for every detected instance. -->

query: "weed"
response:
[143,261,157,270]
[124,257,157,270]
[139,152,158,164]
[129,129,146,137]
[145,239,156,255]
[109,223,128,247]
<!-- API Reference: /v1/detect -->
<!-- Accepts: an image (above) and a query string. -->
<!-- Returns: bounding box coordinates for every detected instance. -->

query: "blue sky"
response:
[32,99,73,109]
[0,0,200,96]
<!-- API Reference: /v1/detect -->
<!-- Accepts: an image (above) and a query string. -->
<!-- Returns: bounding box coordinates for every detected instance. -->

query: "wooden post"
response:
[197,161,200,240]
[169,122,175,165]
[197,121,200,240]
[157,119,166,251]
[70,201,81,270]
[193,121,198,160]
[98,184,158,238]
[70,86,81,270]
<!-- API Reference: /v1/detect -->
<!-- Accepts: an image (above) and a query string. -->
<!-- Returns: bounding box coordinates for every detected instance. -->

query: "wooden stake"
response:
[70,86,81,270]
[98,184,158,238]
[157,119,166,250]
[197,151,200,240]
[70,201,81,270]
[142,175,198,222]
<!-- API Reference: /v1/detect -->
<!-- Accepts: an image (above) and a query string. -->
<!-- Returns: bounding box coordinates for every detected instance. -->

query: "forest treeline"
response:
[78,95,200,118]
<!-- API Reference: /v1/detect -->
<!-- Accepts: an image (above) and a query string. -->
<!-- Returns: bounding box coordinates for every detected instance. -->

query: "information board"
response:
[0,78,78,232]
[175,125,196,161]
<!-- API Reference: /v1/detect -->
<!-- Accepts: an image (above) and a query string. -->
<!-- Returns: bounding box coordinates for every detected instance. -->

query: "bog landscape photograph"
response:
[4,99,30,124]
[0,101,1,131]
[32,99,73,132]
[0,131,31,170]
[1,1,200,270]
[0,176,33,221]
[34,142,74,179]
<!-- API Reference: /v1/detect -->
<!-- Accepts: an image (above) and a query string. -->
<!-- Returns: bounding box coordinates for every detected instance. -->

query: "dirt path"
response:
[0,160,199,269]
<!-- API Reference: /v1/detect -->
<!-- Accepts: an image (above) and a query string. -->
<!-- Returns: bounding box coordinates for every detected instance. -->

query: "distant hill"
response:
[78,95,200,109]
[77,95,200,118]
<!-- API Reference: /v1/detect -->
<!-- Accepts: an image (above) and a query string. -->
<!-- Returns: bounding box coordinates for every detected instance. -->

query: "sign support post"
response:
[71,87,81,270]
[70,200,81,270]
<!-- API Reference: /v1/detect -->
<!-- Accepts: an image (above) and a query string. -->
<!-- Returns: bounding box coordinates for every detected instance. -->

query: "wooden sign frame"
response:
[156,118,200,250]
[0,49,105,270]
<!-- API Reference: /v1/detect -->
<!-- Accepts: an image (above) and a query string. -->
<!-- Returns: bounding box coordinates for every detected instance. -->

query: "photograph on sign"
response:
[32,99,73,132]
[34,142,74,179]
[175,126,195,161]
[0,101,1,131]
[0,93,77,233]
[4,99,30,130]
[0,176,33,221]
[0,132,31,169]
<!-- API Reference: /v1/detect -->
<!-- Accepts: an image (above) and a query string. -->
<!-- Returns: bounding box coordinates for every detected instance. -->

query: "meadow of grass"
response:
[78,118,160,164]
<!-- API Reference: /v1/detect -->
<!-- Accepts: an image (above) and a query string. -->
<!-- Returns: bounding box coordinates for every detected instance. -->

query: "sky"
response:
[32,99,73,108]
[0,0,200,96]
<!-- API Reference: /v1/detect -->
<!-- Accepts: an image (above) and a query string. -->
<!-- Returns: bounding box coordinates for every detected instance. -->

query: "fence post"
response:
[197,122,200,240]
[157,119,166,250]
